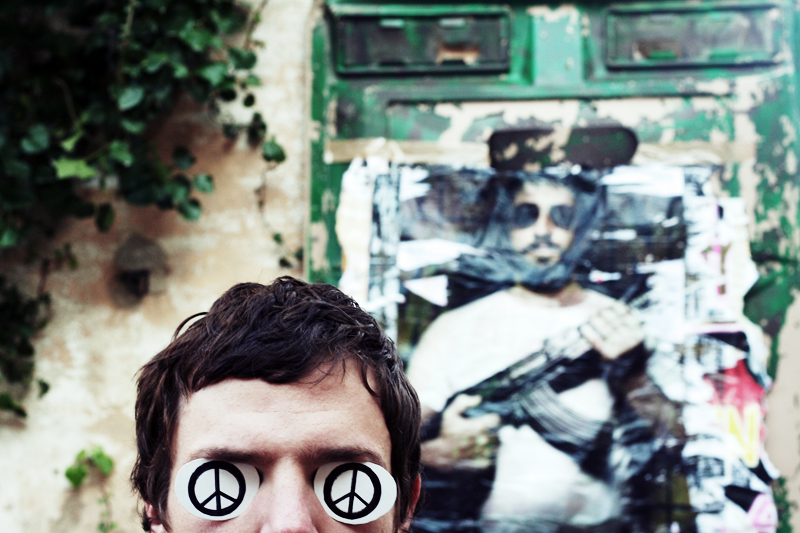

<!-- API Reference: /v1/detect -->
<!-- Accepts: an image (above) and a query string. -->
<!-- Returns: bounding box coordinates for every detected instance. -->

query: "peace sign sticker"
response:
[314,462,397,525]
[175,459,259,521]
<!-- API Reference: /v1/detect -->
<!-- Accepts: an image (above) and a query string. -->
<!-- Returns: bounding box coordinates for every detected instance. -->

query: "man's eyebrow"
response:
[188,445,386,469]
[309,447,385,468]
[189,447,269,466]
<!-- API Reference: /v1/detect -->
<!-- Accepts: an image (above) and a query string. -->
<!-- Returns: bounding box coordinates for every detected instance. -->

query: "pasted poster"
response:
[336,159,778,533]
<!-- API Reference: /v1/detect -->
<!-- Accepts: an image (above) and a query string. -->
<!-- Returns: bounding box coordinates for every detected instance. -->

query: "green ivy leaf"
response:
[178,198,201,221]
[197,62,228,87]
[0,224,23,248]
[98,521,117,533]
[243,94,255,107]
[193,173,214,193]
[0,392,26,417]
[95,203,115,232]
[262,138,286,163]
[179,23,215,52]
[65,463,88,488]
[211,9,247,34]
[172,146,196,170]
[142,52,169,73]
[108,140,133,167]
[61,131,82,152]
[172,61,189,79]
[242,74,261,87]
[167,174,192,204]
[37,379,50,397]
[90,447,114,476]
[118,86,145,111]
[120,119,146,134]
[273,232,283,245]
[53,158,97,180]
[229,48,257,70]
[20,124,50,154]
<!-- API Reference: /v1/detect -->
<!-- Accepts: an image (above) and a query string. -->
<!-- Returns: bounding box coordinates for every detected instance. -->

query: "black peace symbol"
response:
[187,461,246,517]
[323,463,382,520]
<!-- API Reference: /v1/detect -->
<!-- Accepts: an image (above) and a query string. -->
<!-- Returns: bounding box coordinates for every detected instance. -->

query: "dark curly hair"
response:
[131,276,421,531]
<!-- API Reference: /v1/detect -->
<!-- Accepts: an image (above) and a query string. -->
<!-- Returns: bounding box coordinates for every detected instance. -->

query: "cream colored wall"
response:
[0,1,316,531]
[767,298,800,532]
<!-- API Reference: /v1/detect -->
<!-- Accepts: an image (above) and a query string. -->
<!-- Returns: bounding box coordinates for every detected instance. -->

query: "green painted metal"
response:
[531,7,583,85]
[307,0,800,376]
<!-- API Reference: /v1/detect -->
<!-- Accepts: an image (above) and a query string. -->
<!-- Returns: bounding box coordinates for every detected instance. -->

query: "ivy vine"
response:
[0,0,285,416]
[66,446,117,532]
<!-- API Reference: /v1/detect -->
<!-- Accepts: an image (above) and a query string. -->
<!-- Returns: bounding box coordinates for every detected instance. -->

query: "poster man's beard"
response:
[518,237,566,267]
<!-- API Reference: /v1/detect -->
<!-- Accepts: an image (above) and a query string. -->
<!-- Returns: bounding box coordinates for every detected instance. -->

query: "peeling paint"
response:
[659,127,676,145]
[780,115,797,148]
[709,128,729,144]
[784,183,800,251]
[695,79,734,96]
[593,98,686,129]
[309,120,322,142]
[336,159,377,303]
[786,150,797,176]
[321,188,336,214]
[733,113,762,153]
[433,101,582,141]
[326,97,338,139]
[325,138,489,165]
[633,142,730,166]
[310,220,330,271]
[527,4,579,24]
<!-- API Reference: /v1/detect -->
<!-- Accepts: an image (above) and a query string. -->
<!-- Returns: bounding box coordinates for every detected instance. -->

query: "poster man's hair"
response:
[131,276,421,531]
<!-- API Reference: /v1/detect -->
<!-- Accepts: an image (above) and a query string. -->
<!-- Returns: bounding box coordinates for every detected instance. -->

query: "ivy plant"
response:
[0,0,285,416]
[0,276,51,417]
[66,447,117,532]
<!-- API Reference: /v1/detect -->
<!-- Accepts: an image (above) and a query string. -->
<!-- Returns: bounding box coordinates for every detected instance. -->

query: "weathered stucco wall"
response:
[0,1,315,531]
[4,1,800,532]
[767,298,800,532]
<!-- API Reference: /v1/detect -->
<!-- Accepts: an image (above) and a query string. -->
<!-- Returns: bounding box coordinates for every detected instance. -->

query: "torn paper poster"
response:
[334,161,778,533]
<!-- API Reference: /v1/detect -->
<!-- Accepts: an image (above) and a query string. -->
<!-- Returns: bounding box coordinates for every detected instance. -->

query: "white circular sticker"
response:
[175,459,259,521]
[313,462,397,525]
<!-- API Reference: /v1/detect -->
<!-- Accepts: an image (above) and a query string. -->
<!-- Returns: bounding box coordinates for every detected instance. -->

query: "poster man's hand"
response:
[580,301,644,360]
[421,394,500,470]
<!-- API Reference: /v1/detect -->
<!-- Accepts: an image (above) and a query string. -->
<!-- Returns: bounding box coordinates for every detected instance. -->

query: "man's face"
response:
[150,362,410,533]
[509,182,576,268]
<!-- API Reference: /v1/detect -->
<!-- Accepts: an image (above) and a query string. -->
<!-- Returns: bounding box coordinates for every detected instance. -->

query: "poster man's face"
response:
[151,363,403,533]
[509,182,576,268]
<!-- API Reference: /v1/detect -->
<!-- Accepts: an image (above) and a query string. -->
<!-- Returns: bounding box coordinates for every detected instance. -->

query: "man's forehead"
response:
[515,181,575,204]
[173,361,390,463]
[182,357,378,408]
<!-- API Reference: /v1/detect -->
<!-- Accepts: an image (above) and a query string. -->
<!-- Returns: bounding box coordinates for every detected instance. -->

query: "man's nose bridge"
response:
[256,465,318,533]
[531,205,553,234]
